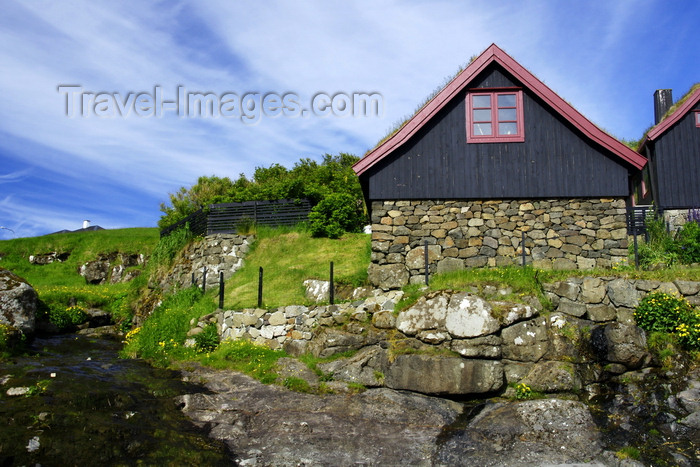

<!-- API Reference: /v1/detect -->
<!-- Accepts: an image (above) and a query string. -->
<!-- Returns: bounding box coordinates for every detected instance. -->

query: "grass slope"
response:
[223,227,371,309]
[0,228,159,287]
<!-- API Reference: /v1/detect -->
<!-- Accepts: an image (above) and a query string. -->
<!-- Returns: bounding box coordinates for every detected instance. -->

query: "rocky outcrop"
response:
[177,364,611,466]
[79,253,145,285]
[29,251,70,265]
[0,268,37,335]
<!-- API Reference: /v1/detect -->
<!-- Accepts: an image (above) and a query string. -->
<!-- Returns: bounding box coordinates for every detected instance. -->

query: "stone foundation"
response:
[369,198,629,289]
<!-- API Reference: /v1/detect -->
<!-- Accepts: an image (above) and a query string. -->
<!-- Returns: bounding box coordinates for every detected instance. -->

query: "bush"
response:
[308,193,364,238]
[673,220,700,264]
[634,292,700,351]
[194,323,220,353]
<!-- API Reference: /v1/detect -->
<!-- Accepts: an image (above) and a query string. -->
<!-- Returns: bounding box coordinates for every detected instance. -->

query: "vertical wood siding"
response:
[364,65,631,201]
[653,102,700,209]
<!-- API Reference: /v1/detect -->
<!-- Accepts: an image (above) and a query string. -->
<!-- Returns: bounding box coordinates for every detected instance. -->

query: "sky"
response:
[1,0,698,239]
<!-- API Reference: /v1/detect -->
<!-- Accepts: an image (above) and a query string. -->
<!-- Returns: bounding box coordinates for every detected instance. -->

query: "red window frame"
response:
[695,111,700,127]
[466,89,525,143]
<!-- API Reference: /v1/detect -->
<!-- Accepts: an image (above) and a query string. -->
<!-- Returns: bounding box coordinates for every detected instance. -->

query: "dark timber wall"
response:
[363,64,632,201]
[650,101,700,209]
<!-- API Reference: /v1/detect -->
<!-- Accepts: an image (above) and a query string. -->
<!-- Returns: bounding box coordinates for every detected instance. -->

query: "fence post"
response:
[424,239,429,286]
[219,271,224,309]
[521,230,526,267]
[258,266,264,308]
[329,261,334,305]
[191,272,195,287]
[202,267,207,292]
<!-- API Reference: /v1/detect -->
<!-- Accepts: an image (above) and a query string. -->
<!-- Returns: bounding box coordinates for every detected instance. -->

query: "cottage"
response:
[635,85,700,228]
[353,44,647,289]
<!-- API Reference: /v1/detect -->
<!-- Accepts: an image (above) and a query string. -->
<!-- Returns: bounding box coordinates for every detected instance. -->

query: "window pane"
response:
[473,109,492,122]
[498,108,516,121]
[472,95,491,108]
[499,122,517,135]
[473,123,492,135]
[498,94,516,107]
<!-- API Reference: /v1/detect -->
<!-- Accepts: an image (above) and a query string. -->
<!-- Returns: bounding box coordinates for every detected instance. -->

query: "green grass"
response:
[0,228,159,287]
[223,225,371,309]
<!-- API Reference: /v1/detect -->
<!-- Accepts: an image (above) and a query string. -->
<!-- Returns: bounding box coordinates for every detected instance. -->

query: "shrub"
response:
[634,292,700,351]
[194,323,220,353]
[308,193,364,238]
[673,220,700,264]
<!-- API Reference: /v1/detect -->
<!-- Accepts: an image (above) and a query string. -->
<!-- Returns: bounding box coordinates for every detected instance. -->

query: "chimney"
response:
[83,220,90,229]
[653,89,673,124]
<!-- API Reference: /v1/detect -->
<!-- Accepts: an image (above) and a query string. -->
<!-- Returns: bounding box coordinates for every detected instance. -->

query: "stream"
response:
[0,334,233,466]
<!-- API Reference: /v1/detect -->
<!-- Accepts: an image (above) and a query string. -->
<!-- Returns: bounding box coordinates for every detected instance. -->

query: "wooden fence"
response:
[160,199,312,237]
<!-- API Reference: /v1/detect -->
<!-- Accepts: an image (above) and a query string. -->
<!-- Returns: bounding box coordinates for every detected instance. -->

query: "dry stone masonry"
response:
[368,198,629,289]
[189,278,700,399]
[163,234,252,291]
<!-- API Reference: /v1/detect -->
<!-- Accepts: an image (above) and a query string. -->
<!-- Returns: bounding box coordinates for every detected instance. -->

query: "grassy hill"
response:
[0,228,159,287]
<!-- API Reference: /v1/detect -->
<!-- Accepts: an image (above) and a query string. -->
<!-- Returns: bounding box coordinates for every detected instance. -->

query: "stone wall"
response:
[163,234,253,291]
[368,198,629,289]
[188,278,700,398]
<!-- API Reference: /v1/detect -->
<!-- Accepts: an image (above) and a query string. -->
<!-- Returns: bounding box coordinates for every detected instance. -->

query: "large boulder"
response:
[382,354,504,395]
[0,268,37,335]
[591,322,650,369]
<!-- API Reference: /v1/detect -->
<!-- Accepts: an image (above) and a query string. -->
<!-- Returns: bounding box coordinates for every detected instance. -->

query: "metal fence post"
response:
[521,230,526,267]
[219,271,224,309]
[424,239,429,286]
[202,267,207,292]
[258,266,264,308]
[329,261,334,305]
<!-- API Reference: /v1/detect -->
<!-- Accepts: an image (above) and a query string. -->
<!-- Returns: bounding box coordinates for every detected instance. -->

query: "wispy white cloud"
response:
[0,0,697,238]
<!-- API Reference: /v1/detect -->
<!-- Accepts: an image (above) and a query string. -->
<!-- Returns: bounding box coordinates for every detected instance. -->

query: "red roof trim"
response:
[353,44,646,175]
[645,87,700,141]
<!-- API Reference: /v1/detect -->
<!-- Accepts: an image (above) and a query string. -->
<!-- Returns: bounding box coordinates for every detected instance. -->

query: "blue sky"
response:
[1,0,698,239]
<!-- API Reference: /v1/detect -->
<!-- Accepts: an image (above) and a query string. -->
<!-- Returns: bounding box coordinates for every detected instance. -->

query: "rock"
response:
[178,365,464,466]
[501,318,549,362]
[405,245,441,270]
[371,310,396,329]
[591,323,649,369]
[0,268,37,335]
[79,257,112,284]
[581,277,606,303]
[6,386,31,396]
[318,345,387,387]
[557,297,588,317]
[303,279,330,302]
[554,280,580,301]
[607,279,639,308]
[451,335,502,358]
[445,292,500,338]
[382,354,504,395]
[29,251,70,265]
[491,301,535,326]
[674,280,700,296]
[587,304,617,322]
[435,399,602,466]
[395,292,449,336]
[307,329,373,358]
[275,357,319,388]
[367,263,409,290]
[520,361,582,392]
[436,257,464,274]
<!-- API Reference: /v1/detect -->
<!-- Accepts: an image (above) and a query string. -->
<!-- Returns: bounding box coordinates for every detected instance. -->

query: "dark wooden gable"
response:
[355,44,646,204]
[364,62,632,201]
[645,96,700,209]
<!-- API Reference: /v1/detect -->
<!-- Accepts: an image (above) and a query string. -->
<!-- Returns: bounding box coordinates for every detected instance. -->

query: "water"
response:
[0,334,233,466]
